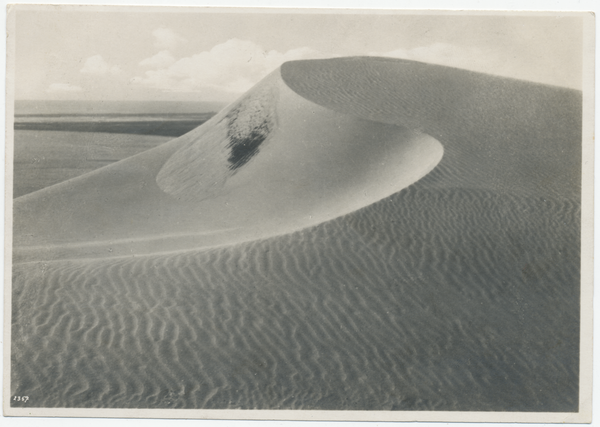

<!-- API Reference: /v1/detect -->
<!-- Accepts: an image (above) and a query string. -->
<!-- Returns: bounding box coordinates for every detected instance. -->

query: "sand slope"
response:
[14,66,442,262]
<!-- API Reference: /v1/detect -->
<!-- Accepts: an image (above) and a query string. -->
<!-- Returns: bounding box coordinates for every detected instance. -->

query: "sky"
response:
[10,7,585,103]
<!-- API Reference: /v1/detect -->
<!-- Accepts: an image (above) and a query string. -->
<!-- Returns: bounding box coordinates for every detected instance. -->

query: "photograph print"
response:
[4,5,594,423]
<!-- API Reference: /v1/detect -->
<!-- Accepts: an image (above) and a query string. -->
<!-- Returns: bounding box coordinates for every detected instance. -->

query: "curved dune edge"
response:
[281,57,581,199]
[13,65,443,263]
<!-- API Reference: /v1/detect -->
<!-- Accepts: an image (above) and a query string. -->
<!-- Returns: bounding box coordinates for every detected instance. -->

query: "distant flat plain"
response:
[13,101,218,197]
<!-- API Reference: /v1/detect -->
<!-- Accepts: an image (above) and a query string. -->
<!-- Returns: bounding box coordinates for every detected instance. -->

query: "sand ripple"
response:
[12,172,579,410]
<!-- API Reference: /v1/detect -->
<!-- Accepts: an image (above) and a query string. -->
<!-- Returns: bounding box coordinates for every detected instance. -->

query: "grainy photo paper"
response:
[3,5,594,423]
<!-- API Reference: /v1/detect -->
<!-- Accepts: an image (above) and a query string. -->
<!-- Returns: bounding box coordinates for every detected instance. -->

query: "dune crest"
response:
[14,63,443,262]
[281,57,581,199]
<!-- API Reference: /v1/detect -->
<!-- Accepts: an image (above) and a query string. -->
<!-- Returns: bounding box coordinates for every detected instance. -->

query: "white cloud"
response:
[139,50,176,68]
[132,38,323,95]
[45,83,83,93]
[153,27,187,50]
[371,43,502,75]
[80,55,121,75]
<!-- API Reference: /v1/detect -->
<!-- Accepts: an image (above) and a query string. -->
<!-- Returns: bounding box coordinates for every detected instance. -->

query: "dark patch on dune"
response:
[155,78,278,201]
[225,88,275,171]
[226,111,272,171]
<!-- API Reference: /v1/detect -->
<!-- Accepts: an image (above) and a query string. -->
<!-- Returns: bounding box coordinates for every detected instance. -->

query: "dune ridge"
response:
[282,57,581,200]
[14,65,443,263]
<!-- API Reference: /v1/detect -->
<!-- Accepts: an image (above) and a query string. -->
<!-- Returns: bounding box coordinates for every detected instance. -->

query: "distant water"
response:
[14,101,218,138]
[11,163,580,411]
[15,100,227,116]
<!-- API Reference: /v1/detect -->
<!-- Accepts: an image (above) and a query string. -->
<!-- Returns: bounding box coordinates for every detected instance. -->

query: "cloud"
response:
[371,43,502,75]
[45,83,83,93]
[139,50,176,68]
[153,27,187,50]
[132,38,323,95]
[80,55,121,75]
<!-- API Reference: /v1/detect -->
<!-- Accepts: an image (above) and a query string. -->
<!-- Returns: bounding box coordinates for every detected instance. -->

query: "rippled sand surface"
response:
[282,57,581,199]
[11,57,580,411]
[11,173,580,410]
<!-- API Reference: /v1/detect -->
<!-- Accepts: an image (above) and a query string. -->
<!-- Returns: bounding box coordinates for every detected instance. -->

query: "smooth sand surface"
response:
[14,66,442,262]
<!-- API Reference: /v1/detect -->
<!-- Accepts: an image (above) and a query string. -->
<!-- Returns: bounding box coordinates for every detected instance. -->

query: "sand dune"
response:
[11,57,581,411]
[14,63,443,262]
